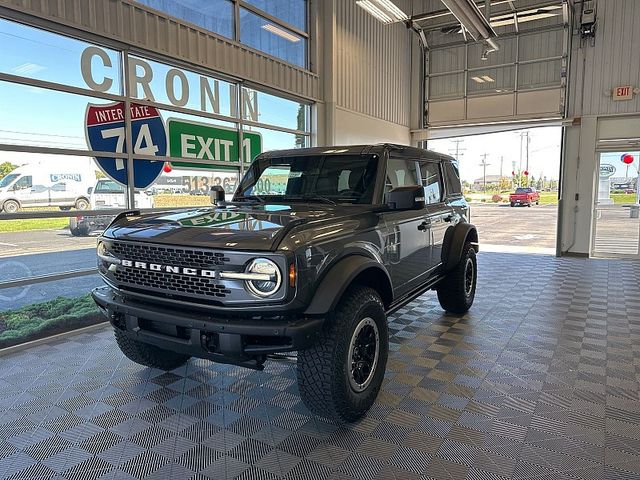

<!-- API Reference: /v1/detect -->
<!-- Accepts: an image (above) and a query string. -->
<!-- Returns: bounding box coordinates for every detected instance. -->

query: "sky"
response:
[428,126,563,183]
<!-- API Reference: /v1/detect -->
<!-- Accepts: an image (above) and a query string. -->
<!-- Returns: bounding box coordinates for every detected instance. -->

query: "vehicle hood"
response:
[102,203,370,251]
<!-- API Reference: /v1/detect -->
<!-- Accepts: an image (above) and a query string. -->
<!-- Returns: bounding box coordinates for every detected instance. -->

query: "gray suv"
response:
[92,144,478,422]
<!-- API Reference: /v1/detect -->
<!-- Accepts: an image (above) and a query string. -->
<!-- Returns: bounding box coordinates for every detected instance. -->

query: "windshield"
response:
[95,180,125,194]
[0,173,19,188]
[236,155,379,204]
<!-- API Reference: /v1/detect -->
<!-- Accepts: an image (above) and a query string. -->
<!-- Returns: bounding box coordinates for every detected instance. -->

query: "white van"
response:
[69,179,155,236]
[0,166,96,213]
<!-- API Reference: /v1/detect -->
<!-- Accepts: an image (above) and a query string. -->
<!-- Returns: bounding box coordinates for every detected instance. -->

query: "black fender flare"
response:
[303,255,392,316]
[442,222,478,271]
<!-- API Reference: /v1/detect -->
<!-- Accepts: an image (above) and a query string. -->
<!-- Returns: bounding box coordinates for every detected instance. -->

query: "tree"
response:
[0,162,18,180]
[498,176,512,192]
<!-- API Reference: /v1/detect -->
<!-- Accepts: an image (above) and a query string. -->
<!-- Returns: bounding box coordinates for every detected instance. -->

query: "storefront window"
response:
[0,81,114,149]
[135,0,234,39]
[0,18,122,94]
[128,56,236,117]
[240,8,306,68]
[242,87,309,131]
[243,0,307,31]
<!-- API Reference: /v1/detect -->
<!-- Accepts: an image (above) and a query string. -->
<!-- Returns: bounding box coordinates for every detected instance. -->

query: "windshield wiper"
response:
[283,194,337,205]
[232,195,266,204]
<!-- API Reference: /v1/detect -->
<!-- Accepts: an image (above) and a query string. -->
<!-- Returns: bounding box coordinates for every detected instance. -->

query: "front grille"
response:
[111,242,230,269]
[114,267,231,298]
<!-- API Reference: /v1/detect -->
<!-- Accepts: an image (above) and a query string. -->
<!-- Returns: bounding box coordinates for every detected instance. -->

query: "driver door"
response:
[381,157,431,296]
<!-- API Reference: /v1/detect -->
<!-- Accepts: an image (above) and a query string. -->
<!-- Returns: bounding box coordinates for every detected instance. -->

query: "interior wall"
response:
[318,0,419,146]
[334,107,411,145]
[559,0,640,256]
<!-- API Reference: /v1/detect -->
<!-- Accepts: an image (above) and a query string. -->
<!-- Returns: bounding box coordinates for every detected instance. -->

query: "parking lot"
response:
[470,203,557,254]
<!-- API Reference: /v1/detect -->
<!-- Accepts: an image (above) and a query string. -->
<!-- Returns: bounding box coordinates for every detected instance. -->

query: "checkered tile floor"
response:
[1,252,640,480]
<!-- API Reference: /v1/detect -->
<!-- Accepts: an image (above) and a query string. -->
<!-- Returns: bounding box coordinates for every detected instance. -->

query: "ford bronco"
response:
[92,144,478,422]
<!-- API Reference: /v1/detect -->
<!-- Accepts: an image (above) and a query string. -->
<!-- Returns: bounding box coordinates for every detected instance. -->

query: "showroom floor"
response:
[1,252,639,480]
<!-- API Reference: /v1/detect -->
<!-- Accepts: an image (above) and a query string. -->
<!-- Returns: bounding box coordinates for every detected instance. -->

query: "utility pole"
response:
[479,154,491,193]
[525,132,530,187]
[449,139,466,162]
[500,156,504,179]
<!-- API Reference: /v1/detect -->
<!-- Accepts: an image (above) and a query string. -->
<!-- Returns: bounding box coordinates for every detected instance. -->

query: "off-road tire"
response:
[437,242,477,314]
[114,329,190,370]
[2,200,19,214]
[510,202,515,207]
[297,286,388,422]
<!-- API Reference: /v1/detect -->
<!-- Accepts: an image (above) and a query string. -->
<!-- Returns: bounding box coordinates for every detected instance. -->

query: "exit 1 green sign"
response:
[167,118,262,170]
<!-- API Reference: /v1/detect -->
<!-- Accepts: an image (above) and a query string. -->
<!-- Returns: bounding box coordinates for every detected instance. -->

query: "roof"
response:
[257,144,454,162]
[473,175,508,183]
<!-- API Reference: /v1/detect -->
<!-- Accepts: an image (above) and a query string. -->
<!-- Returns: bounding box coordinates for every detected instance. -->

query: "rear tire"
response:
[114,329,191,370]
[297,286,388,422]
[75,198,90,210]
[437,242,477,314]
[510,202,515,207]
[69,223,91,236]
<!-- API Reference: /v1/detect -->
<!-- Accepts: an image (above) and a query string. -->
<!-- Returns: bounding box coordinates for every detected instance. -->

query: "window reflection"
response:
[240,8,306,67]
[136,0,234,39]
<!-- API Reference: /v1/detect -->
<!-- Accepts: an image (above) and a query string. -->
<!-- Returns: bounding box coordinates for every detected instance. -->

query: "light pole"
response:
[479,154,490,193]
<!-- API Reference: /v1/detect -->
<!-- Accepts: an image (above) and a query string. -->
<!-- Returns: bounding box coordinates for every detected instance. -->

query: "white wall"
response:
[559,0,640,256]
[334,107,411,145]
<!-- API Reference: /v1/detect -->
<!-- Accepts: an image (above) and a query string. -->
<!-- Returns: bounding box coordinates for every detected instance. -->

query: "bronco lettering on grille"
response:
[121,259,217,278]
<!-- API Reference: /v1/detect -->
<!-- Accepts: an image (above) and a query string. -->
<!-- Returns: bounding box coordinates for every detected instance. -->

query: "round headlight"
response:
[245,258,281,297]
[97,241,108,257]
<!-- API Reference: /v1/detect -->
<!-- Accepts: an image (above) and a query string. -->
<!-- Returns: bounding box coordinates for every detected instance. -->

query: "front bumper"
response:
[92,286,323,369]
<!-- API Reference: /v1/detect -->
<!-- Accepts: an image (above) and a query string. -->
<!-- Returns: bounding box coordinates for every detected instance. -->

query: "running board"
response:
[386,276,445,316]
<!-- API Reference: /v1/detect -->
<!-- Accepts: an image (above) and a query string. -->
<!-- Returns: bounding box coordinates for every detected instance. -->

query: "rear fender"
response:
[442,223,478,271]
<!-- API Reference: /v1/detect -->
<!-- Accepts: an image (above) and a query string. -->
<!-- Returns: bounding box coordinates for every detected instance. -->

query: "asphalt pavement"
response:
[0,203,559,311]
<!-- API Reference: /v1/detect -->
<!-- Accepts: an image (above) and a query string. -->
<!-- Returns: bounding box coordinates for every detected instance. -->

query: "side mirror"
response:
[87,187,93,195]
[210,185,226,206]
[386,185,425,210]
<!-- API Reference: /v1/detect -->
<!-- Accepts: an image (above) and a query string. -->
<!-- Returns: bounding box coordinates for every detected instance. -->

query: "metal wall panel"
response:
[334,0,413,127]
[0,0,320,101]
[568,0,640,116]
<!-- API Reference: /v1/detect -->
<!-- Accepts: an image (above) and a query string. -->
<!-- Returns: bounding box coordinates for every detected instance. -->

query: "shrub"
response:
[491,195,503,203]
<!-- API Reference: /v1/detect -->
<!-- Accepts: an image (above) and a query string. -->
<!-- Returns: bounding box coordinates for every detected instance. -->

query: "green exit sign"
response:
[167,118,262,170]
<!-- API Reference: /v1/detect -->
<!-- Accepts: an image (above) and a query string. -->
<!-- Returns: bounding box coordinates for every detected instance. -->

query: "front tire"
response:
[297,286,388,422]
[2,200,19,214]
[437,242,477,314]
[114,329,191,370]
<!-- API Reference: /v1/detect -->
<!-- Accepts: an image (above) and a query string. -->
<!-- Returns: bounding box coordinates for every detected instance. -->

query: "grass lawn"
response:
[0,217,69,233]
[0,294,103,349]
[538,192,559,205]
[611,193,638,204]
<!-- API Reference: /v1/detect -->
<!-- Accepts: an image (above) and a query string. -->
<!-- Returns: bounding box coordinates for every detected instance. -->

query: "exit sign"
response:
[613,85,634,101]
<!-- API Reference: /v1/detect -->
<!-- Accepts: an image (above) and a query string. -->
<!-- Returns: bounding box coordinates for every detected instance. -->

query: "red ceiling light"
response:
[163,162,172,173]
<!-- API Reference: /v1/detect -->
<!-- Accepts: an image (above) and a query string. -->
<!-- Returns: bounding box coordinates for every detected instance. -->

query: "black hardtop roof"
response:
[256,144,454,162]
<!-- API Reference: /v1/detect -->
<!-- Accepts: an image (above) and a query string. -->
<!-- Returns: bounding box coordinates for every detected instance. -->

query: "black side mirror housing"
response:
[210,185,226,206]
[386,185,425,210]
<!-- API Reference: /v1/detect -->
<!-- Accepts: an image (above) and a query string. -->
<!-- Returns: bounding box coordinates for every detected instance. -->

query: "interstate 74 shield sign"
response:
[85,102,167,189]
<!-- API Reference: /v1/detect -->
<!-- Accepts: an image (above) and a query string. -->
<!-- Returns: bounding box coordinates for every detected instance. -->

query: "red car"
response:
[509,187,540,207]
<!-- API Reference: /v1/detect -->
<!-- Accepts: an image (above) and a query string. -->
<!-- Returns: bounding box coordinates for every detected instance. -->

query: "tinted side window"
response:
[444,162,462,195]
[419,162,443,204]
[385,158,421,193]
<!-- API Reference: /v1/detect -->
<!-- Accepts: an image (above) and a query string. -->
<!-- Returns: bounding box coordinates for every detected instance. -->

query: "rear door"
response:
[381,156,431,295]
[420,160,452,269]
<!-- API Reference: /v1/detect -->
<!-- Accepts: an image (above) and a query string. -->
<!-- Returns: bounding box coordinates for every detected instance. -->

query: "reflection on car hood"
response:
[102,203,364,251]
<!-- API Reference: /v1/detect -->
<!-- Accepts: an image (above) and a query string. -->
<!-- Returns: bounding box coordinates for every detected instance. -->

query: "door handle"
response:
[417,220,430,231]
